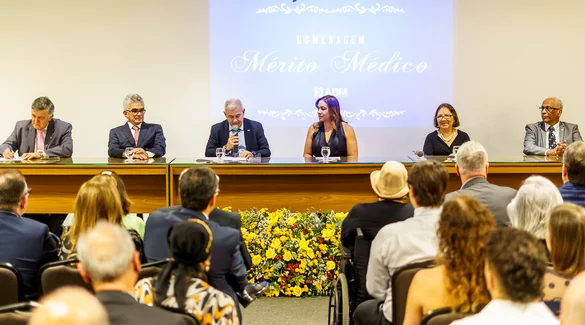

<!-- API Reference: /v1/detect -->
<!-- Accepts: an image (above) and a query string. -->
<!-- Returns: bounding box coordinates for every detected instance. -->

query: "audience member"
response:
[543,203,585,314]
[341,160,414,248]
[508,175,563,239]
[101,170,145,238]
[445,141,517,226]
[560,141,585,207]
[59,174,144,261]
[29,287,109,325]
[561,271,585,325]
[353,160,449,325]
[143,167,257,322]
[403,196,495,325]
[452,228,558,325]
[0,169,57,300]
[136,220,239,324]
[77,221,185,325]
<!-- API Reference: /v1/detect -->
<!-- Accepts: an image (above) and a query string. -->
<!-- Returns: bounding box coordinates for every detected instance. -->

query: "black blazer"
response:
[146,206,251,269]
[0,211,58,300]
[108,122,166,158]
[143,208,248,308]
[341,200,414,248]
[96,290,185,325]
[205,118,271,157]
[422,130,470,156]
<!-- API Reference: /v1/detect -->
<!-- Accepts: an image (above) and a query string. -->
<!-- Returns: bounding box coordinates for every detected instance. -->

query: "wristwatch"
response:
[37,150,48,159]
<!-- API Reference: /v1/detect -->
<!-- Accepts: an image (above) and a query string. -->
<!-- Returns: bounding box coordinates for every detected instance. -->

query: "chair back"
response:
[138,259,170,281]
[0,301,38,325]
[351,228,373,305]
[179,313,199,325]
[421,307,466,325]
[39,259,93,296]
[0,263,23,306]
[391,258,435,325]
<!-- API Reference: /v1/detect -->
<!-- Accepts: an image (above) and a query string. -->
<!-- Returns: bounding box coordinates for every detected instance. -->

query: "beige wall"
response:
[0,0,584,158]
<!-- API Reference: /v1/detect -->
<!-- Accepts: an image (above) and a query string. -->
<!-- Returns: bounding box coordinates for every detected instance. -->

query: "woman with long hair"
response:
[303,95,358,157]
[403,196,495,325]
[134,219,239,324]
[101,170,145,239]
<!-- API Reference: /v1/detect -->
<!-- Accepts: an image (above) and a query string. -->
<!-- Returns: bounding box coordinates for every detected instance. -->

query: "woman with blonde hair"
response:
[403,196,496,325]
[59,174,143,260]
[543,203,585,314]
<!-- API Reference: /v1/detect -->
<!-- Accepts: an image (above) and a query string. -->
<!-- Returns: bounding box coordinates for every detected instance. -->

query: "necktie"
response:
[36,130,45,151]
[548,126,556,149]
[132,126,139,146]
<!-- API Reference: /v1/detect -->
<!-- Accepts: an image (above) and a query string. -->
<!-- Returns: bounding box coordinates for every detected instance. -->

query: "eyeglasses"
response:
[539,106,561,113]
[125,109,146,115]
[436,114,453,120]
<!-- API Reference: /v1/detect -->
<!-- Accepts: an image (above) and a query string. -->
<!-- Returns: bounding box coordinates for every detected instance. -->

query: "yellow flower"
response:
[335,212,348,221]
[222,206,233,212]
[299,235,309,250]
[280,235,288,243]
[266,248,276,259]
[292,286,303,297]
[283,251,292,262]
[271,238,282,250]
[252,255,262,266]
[315,282,322,291]
[326,261,336,271]
[306,248,315,259]
[286,217,297,225]
[319,244,328,253]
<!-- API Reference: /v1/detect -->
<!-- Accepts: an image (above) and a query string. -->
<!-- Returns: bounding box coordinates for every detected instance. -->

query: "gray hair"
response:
[456,141,488,175]
[29,287,108,325]
[547,97,563,109]
[77,221,135,284]
[31,96,55,115]
[122,93,144,111]
[224,98,243,111]
[507,176,563,238]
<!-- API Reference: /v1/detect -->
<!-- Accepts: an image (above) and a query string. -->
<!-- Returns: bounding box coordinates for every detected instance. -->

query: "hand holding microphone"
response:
[226,125,240,151]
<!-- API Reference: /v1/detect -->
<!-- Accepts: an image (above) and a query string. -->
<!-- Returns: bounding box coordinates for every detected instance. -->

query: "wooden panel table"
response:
[0,158,171,213]
[170,156,564,212]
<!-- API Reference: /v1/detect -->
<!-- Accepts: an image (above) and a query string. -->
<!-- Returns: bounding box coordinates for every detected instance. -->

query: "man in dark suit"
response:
[559,141,585,207]
[523,97,583,156]
[149,205,252,269]
[1,96,73,159]
[445,141,516,226]
[77,221,185,325]
[0,170,58,300]
[205,98,270,158]
[108,93,166,159]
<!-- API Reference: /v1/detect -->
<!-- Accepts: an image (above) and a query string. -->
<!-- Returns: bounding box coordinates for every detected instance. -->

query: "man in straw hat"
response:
[341,161,414,248]
[354,160,449,325]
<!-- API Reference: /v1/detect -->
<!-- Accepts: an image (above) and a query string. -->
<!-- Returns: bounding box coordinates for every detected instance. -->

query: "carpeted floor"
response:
[242,297,330,325]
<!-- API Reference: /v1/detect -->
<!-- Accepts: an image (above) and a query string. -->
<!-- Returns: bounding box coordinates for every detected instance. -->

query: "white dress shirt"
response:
[545,122,560,150]
[127,122,154,158]
[451,300,559,325]
[366,206,441,322]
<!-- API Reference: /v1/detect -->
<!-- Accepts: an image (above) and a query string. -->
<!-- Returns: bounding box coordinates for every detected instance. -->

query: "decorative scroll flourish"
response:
[256,109,406,120]
[256,3,406,15]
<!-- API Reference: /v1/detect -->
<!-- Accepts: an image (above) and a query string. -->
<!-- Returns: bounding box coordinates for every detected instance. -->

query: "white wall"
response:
[1,0,584,158]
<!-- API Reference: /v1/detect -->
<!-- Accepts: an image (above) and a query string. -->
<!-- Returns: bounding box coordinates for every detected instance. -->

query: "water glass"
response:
[216,147,225,161]
[321,146,331,162]
[124,147,134,160]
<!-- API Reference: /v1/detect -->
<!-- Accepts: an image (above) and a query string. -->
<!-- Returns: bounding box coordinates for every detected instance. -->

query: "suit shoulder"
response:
[562,121,579,128]
[13,215,49,235]
[144,122,163,129]
[53,119,72,128]
[246,118,264,128]
[14,120,31,128]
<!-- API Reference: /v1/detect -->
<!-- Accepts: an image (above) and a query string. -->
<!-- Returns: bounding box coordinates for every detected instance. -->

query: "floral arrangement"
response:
[226,207,347,297]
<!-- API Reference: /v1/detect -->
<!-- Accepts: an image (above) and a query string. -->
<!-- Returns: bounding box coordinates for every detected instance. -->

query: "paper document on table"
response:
[316,157,341,162]
[0,157,22,162]
[221,157,248,162]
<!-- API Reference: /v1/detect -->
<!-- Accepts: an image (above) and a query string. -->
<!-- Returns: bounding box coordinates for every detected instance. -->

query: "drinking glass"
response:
[321,146,331,162]
[216,147,225,161]
[124,147,134,160]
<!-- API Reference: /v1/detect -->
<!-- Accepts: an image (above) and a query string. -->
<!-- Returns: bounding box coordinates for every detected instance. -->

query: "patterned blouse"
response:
[134,276,239,325]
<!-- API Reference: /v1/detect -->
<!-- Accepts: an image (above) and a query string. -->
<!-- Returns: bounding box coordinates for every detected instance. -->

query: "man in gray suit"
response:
[445,141,516,226]
[1,97,73,159]
[523,97,583,156]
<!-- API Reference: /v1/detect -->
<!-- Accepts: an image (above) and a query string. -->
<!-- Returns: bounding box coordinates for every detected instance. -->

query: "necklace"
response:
[439,129,456,142]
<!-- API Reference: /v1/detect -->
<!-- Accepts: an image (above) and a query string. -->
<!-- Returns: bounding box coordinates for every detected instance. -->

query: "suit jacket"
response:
[341,200,414,248]
[523,121,583,155]
[205,118,271,157]
[108,122,166,158]
[444,177,516,226]
[0,211,58,300]
[559,182,585,208]
[96,290,185,325]
[143,208,248,308]
[149,206,251,269]
[0,119,73,157]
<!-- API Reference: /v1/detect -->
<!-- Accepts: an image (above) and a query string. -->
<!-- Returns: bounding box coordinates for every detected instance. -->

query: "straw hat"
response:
[370,161,409,199]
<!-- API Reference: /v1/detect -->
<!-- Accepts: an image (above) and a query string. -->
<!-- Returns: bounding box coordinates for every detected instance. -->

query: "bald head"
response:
[561,272,585,325]
[29,287,108,325]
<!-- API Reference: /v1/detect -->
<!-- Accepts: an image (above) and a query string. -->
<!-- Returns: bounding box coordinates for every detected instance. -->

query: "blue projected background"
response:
[210,0,453,127]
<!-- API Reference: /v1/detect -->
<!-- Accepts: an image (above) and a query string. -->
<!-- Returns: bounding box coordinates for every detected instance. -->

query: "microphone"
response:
[415,150,424,157]
[230,125,240,155]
